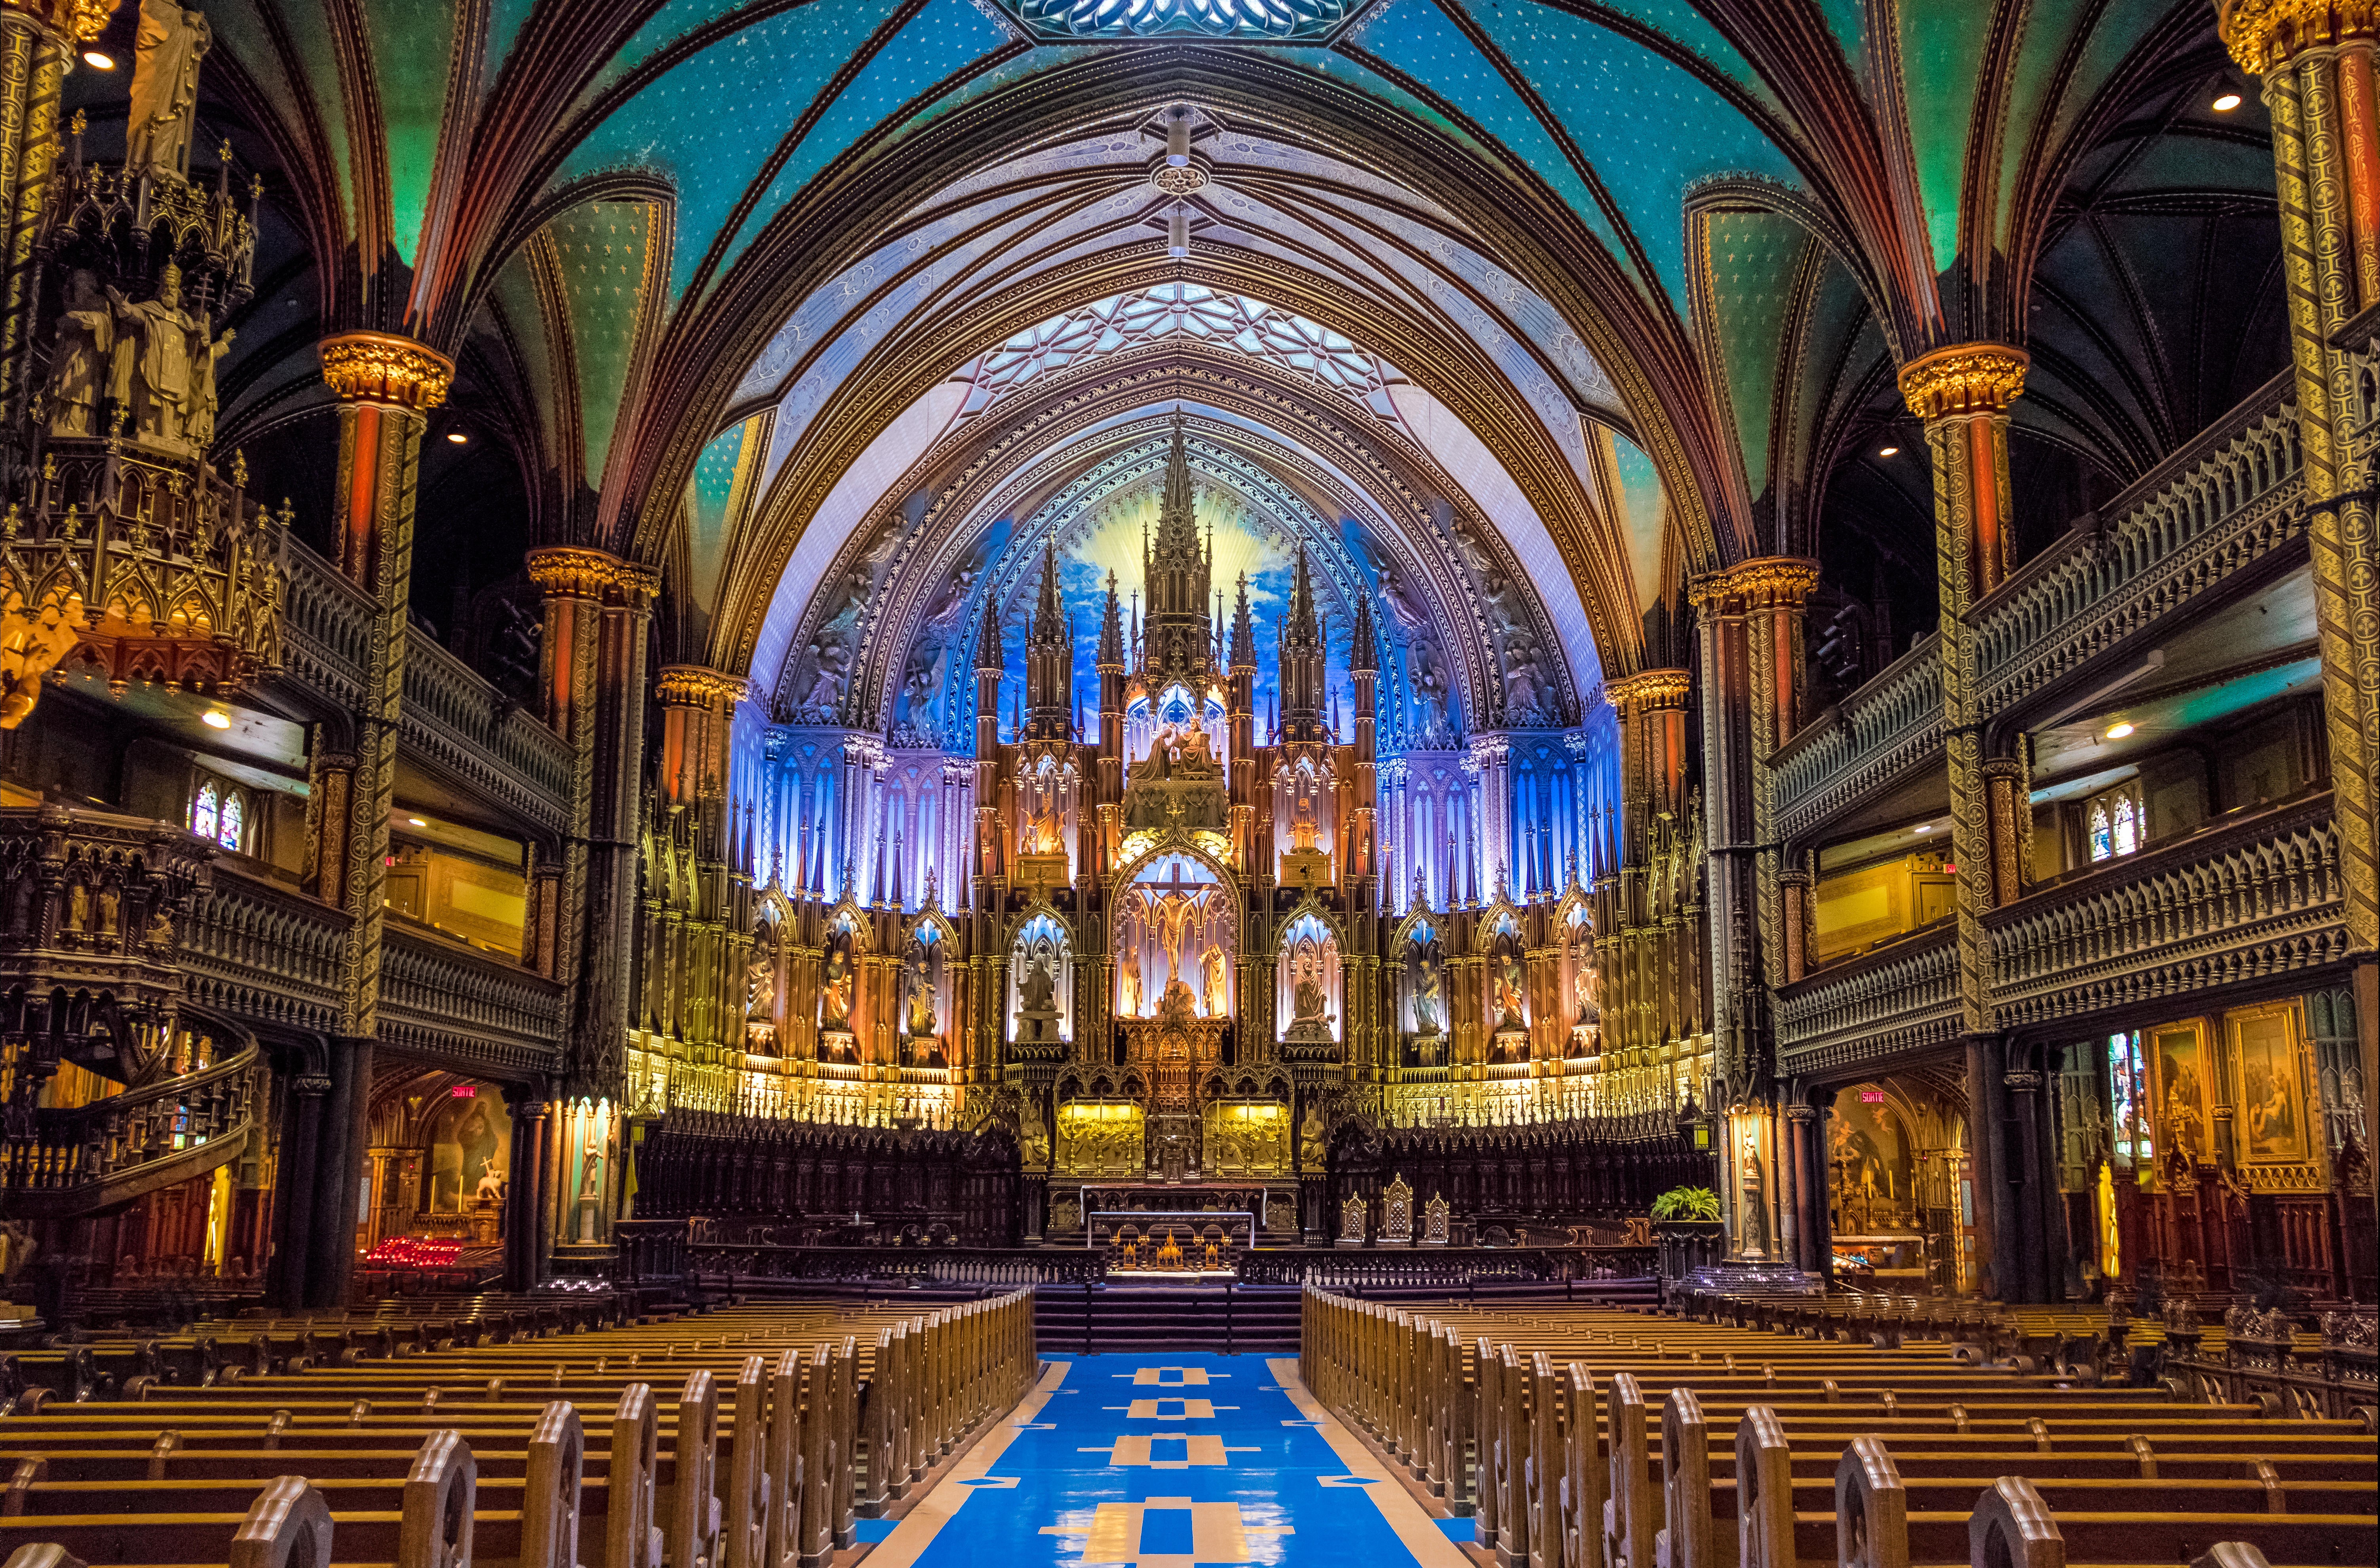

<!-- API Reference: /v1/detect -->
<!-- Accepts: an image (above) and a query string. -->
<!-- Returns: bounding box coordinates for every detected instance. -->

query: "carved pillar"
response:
[310,332,450,1303]
[270,1068,331,1309]
[1901,346,2026,1039]
[1785,1102,1816,1272]
[2004,1067,2048,1303]
[2220,1,2380,1125]
[0,0,81,449]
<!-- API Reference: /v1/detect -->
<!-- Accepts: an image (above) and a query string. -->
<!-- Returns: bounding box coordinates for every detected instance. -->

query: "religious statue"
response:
[1157,976,1198,1026]
[904,966,937,1037]
[1494,949,1526,1029]
[473,1159,506,1205]
[47,270,113,438]
[1154,893,1194,984]
[1739,1136,1769,1258]
[1020,1099,1050,1168]
[1119,941,1143,1018]
[1411,951,1444,1035]
[820,943,852,1029]
[1299,1100,1327,1168]
[126,0,211,183]
[1201,942,1228,1018]
[1292,957,1330,1025]
[107,266,202,450]
[188,325,232,449]
[1020,955,1056,1013]
[1288,796,1320,852]
[746,949,775,1016]
[1575,961,1599,1026]
[574,1148,605,1242]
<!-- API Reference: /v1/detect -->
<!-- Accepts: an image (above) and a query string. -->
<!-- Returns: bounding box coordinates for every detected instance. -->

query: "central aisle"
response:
[864,1351,1472,1567]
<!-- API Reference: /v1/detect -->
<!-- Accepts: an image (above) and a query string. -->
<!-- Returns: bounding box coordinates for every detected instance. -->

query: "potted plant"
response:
[1650,1186,1722,1223]
[1649,1185,1726,1284]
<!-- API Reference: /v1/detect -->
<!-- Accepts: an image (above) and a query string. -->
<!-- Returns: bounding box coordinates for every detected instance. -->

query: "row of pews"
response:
[0,1290,1036,1568]
[1301,1288,2377,1568]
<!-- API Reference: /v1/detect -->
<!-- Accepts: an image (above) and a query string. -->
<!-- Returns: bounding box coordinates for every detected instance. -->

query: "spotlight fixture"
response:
[2105,721,2135,740]
[2212,92,2243,112]
[445,430,469,444]
[1878,445,1899,457]
[1915,824,1931,833]
[201,710,231,729]
[407,816,428,826]
[1166,110,1191,167]
[82,50,114,69]
[1168,206,1189,258]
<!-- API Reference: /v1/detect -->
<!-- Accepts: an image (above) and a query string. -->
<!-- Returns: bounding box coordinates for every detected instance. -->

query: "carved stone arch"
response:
[1473,899,1525,954]
[901,905,959,950]
[1389,901,1444,952]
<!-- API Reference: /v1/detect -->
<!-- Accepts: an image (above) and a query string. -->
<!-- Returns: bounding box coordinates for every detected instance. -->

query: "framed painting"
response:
[2148,1020,2211,1165]
[2226,1002,2310,1165]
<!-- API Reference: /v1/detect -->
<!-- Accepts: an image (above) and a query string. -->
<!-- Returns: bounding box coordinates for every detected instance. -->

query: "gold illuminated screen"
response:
[1056,1102,1145,1176]
[1200,1101,1288,1176]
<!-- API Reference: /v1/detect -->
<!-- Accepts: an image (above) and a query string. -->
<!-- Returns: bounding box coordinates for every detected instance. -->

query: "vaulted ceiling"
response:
[59,0,2275,720]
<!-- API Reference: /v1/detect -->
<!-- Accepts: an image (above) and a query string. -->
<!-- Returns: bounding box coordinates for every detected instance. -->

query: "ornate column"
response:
[526,548,608,1070]
[1899,345,2029,1296]
[2220,1,2380,1142]
[310,331,450,1307]
[0,0,85,447]
[658,665,748,1059]
[270,1068,331,1308]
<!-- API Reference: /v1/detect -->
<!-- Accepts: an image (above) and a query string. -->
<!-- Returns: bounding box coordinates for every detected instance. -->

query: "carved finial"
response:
[230,450,247,488]
[220,139,233,162]
[69,110,86,137]
[278,497,295,527]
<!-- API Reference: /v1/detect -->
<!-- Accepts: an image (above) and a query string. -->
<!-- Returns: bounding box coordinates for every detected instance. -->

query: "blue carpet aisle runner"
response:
[862,1352,1471,1568]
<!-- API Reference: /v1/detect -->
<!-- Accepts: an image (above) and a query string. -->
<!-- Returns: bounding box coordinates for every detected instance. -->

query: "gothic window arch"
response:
[189,772,248,853]
[2084,779,2142,864]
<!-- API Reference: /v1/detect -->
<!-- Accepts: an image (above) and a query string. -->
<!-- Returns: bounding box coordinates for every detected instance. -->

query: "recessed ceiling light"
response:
[445,430,468,444]
[407,816,428,826]
[2105,721,2135,740]
[2213,92,2243,112]
[201,710,231,729]
[1878,445,1899,457]
[82,50,114,69]
[1914,824,1930,833]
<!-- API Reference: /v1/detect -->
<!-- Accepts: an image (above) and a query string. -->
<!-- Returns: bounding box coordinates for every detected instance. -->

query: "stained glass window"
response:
[2108,1030,2152,1166]
[2085,782,2142,863]
[190,782,218,844]
[215,790,244,851]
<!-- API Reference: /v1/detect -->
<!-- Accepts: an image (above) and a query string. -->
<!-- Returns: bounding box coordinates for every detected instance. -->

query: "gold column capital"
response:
[1604,668,1693,710]
[1687,556,1823,613]
[613,561,662,610]
[656,663,750,712]
[2218,0,2378,73]
[318,331,454,410]
[0,0,112,40]
[1898,343,2028,420]
[526,546,624,601]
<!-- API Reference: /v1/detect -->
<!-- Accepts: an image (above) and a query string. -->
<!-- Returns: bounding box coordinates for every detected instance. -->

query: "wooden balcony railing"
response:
[1984,788,2347,1033]
[179,859,348,1038]
[379,920,564,1076]
[1774,923,1960,1077]
[1770,634,1941,846]
[0,1006,263,1221]
[1972,370,2302,716]
[279,540,571,837]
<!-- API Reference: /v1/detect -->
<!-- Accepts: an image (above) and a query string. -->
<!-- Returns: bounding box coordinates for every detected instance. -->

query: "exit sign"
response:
[1860,1089,1885,1103]
[451,1085,477,1098]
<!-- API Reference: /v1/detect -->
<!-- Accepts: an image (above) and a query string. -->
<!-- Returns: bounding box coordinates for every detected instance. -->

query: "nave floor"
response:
[864,1352,1470,1568]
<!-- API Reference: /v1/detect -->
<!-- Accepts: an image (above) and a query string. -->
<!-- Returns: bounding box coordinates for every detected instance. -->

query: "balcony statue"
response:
[126,0,212,184]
